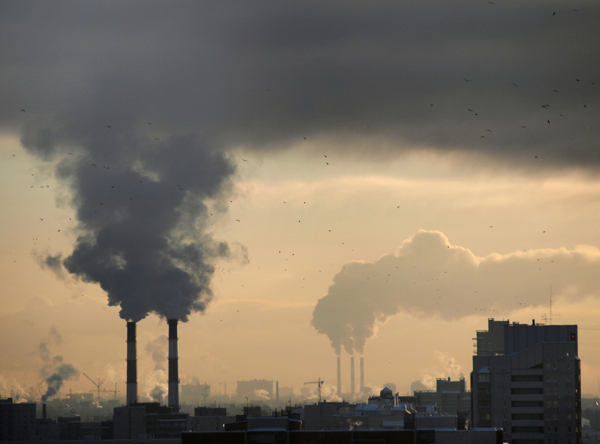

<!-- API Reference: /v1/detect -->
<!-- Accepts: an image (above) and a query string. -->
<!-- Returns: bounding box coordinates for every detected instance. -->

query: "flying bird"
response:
[21,109,25,112]
[107,126,112,129]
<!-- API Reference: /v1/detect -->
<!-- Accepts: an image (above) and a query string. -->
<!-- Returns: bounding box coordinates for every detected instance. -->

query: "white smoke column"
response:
[312,230,600,355]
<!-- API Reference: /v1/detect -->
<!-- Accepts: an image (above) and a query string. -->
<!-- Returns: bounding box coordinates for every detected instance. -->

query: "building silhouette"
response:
[472,318,581,443]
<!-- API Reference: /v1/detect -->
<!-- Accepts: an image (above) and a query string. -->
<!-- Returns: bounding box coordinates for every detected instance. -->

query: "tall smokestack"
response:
[350,356,355,398]
[126,322,137,405]
[42,403,46,420]
[337,356,341,396]
[360,357,364,392]
[168,319,179,412]
[276,381,279,403]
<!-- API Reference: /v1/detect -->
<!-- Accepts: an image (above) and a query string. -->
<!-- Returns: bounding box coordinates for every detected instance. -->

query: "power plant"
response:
[126,322,137,405]
[336,356,341,396]
[350,356,355,398]
[168,319,179,412]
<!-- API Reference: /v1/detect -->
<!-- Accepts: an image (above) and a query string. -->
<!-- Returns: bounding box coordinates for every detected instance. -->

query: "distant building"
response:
[113,402,188,439]
[189,407,236,432]
[471,318,581,444]
[413,377,471,416]
[180,381,210,405]
[0,398,36,442]
[237,379,273,400]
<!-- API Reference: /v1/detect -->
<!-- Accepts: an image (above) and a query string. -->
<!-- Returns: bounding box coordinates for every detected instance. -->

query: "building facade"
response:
[472,319,581,444]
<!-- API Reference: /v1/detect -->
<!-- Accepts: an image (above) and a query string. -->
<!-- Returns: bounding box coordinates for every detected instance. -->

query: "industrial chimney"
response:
[168,319,179,412]
[126,322,137,405]
[350,356,355,398]
[360,357,364,392]
[337,356,341,396]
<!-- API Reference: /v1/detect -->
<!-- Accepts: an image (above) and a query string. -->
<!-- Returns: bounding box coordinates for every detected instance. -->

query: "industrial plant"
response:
[2,318,599,444]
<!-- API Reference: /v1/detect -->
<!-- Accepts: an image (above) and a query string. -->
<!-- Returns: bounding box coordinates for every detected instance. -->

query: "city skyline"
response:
[1,1,600,403]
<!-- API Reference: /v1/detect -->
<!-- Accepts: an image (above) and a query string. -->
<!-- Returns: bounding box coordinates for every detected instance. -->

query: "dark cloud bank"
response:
[1,1,599,321]
[312,230,600,355]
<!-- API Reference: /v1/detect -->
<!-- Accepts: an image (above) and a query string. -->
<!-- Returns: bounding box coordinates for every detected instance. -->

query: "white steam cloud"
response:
[312,229,600,355]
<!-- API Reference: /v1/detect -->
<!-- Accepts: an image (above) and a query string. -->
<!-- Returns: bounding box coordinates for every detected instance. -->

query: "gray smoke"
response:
[57,133,235,322]
[145,336,168,371]
[19,117,235,323]
[37,253,65,279]
[150,385,166,402]
[41,363,80,402]
[39,327,79,402]
[312,230,600,355]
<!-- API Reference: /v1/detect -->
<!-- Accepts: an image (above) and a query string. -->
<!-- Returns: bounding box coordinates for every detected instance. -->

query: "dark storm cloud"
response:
[1,1,599,168]
[312,230,600,355]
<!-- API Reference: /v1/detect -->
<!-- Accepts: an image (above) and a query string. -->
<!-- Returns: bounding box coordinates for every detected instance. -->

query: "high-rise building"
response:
[471,319,581,444]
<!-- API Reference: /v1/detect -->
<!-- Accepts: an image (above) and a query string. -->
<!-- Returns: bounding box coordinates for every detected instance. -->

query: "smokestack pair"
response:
[126,319,179,411]
[338,356,364,398]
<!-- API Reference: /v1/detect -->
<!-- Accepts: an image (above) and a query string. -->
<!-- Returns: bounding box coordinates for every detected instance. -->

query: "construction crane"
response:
[201,382,209,405]
[83,373,104,402]
[218,382,234,397]
[304,378,325,403]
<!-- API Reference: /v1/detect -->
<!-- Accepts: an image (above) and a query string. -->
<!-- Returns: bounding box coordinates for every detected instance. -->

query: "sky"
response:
[1,1,600,402]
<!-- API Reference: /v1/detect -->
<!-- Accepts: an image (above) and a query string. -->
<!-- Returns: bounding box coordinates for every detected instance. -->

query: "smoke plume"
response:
[312,229,600,355]
[150,385,165,402]
[42,364,80,402]
[145,335,168,371]
[39,327,79,402]
[21,119,235,322]
[37,253,65,279]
